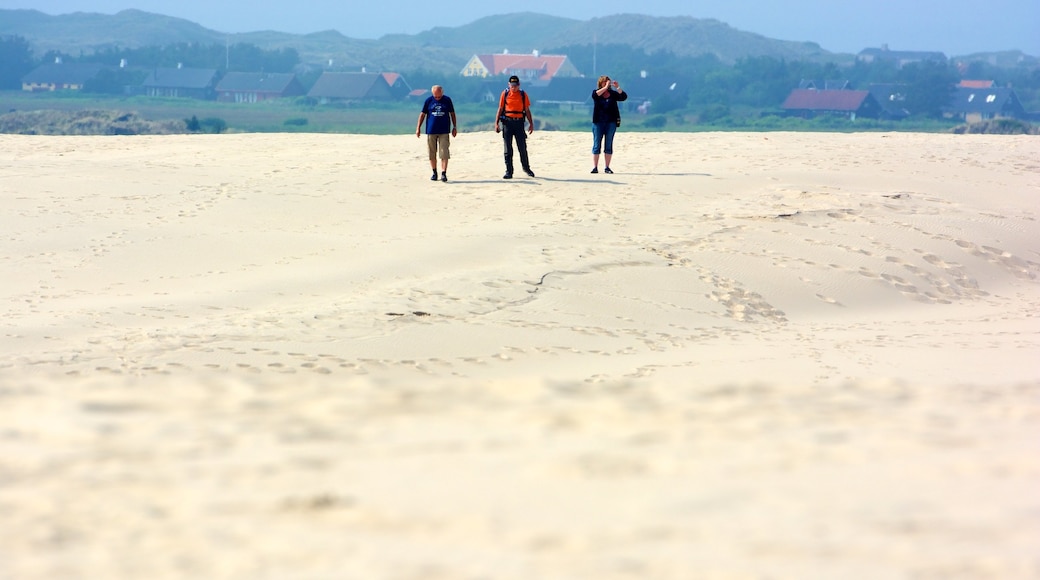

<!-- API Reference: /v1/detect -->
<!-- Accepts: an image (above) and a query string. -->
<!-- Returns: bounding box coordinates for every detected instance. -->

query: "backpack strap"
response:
[499,89,527,119]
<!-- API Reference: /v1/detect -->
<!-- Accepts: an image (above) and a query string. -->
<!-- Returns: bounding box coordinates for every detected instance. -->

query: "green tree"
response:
[898,61,958,118]
[0,35,35,89]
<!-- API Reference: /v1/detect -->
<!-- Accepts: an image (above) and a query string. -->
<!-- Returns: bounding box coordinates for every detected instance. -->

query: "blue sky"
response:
[4,0,1038,56]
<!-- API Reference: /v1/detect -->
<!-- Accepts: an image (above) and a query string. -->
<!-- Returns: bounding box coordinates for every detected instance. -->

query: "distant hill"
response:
[0,9,226,51]
[1,9,840,72]
[1,9,1032,74]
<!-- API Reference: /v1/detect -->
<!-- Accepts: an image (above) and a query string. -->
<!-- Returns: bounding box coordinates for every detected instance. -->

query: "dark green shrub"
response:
[643,115,667,128]
[699,104,731,124]
[199,117,227,133]
[952,118,1037,135]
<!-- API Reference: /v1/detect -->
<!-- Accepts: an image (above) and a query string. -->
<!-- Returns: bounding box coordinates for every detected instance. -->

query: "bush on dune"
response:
[951,118,1038,135]
[0,109,186,135]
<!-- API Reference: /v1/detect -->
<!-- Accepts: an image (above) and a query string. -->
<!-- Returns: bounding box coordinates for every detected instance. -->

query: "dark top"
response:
[591,88,628,123]
[421,95,455,134]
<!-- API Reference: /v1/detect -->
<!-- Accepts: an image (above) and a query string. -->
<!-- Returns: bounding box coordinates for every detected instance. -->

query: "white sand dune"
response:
[1,131,1038,579]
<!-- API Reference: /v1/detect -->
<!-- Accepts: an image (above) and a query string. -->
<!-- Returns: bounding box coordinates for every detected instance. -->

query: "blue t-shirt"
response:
[421,95,455,134]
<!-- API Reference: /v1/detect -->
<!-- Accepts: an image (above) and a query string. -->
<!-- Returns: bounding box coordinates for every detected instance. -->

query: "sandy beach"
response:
[1,130,1038,579]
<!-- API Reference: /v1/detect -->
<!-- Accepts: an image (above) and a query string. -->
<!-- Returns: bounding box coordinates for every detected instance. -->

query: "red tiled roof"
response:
[958,79,994,88]
[476,54,569,81]
[782,89,869,111]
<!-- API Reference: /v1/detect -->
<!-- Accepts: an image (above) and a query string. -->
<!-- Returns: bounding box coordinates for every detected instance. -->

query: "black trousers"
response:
[501,118,531,174]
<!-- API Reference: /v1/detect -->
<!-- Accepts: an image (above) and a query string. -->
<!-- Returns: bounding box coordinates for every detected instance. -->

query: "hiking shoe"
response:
[524,169,535,177]
[441,172,447,182]
[430,172,438,180]
[591,167,598,174]
[603,167,614,174]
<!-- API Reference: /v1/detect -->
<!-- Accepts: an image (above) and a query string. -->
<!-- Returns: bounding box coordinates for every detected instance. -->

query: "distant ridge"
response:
[1,9,1031,73]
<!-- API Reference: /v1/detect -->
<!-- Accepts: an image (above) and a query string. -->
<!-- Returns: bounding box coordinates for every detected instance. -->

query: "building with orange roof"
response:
[460,51,581,82]
[958,80,995,89]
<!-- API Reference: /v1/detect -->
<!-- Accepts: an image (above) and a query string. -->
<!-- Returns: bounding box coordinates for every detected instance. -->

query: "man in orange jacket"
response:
[494,75,535,179]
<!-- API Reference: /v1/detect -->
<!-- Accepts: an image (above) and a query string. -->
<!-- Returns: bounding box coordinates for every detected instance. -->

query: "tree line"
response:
[0,35,300,92]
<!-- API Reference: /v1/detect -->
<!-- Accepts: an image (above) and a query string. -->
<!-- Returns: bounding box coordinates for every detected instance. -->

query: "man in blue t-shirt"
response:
[416,85,457,182]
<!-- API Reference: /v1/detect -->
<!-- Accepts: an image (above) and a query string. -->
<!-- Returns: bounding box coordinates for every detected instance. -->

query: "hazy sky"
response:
[4,0,1038,56]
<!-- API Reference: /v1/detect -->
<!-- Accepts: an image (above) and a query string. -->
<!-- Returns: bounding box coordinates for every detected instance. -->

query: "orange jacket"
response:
[498,89,530,119]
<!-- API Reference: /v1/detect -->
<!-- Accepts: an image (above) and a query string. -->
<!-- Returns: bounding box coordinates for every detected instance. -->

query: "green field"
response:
[0,91,589,134]
[0,90,1005,135]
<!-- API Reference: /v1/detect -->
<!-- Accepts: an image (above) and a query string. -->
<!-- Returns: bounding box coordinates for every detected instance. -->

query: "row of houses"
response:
[20,61,412,103]
[18,50,1037,123]
[17,53,672,113]
[781,79,1033,123]
[19,49,587,101]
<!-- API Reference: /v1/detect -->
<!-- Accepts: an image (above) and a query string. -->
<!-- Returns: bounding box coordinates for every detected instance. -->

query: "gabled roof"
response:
[143,67,218,89]
[22,63,103,84]
[307,72,391,99]
[782,89,871,111]
[532,77,593,103]
[473,53,571,81]
[945,87,1025,115]
[868,83,911,117]
[216,72,299,93]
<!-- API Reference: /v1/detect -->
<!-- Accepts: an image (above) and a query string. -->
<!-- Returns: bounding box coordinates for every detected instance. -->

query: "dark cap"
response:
[508,75,520,84]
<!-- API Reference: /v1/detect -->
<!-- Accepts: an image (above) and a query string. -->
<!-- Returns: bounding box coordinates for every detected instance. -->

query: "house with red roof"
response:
[781,89,883,120]
[460,51,581,82]
[958,80,995,89]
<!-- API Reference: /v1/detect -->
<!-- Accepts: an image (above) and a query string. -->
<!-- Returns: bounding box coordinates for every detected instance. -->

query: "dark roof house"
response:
[142,66,219,99]
[868,83,911,119]
[215,72,305,103]
[944,86,1027,122]
[781,89,883,119]
[307,72,411,102]
[528,77,592,110]
[22,62,103,92]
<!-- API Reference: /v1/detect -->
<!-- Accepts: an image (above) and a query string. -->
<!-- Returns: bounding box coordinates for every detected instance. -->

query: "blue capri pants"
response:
[592,121,618,155]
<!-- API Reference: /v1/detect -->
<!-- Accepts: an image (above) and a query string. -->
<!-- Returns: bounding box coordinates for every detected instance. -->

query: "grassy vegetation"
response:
[1,90,1030,135]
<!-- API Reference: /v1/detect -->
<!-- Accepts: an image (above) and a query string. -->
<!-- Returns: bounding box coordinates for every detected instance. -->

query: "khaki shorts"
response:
[427,133,451,160]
